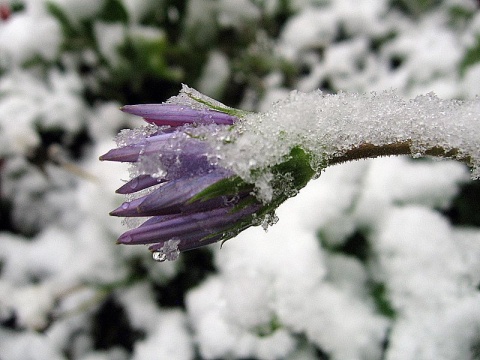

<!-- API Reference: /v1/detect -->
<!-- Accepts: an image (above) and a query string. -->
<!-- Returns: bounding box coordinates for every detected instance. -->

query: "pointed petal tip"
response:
[120,104,153,117]
[99,153,108,161]
[119,104,134,113]
[109,205,133,217]
[109,208,121,216]
[120,105,140,115]
[98,150,118,162]
[109,203,132,216]
[121,104,169,115]
[115,175,165,194]
[117,232,133,244]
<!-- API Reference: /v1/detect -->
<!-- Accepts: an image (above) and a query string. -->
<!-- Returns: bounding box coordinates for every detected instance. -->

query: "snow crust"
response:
[191,90,480,201]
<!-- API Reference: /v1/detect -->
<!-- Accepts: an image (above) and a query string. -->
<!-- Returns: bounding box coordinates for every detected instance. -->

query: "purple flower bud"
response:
[100,91,264,260]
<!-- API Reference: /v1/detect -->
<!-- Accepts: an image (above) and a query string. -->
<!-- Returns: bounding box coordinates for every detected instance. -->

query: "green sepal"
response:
[187,93,251,118]
[187,176,254,204]
[272,146,316,192]
[196,146,316,244]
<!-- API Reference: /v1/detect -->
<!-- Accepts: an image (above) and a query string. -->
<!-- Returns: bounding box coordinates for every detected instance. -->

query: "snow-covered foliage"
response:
[0,0,479,359]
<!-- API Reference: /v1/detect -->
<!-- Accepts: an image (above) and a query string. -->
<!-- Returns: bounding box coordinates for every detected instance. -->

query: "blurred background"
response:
[0,0,480,359]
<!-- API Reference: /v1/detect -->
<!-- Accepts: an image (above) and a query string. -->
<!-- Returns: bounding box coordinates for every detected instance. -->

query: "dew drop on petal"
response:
[130,178,139,190]
[121,202,130,210]
[152,251,167,262]
[152,239,181,262]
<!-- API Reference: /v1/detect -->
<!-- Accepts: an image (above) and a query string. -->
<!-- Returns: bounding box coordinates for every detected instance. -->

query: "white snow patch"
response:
[0,329,65,360]
[197,50,230,98]
[132,310,194,360]
[372,206,470,315]
[94,21,126,67]
[186,276,297,360]
[0,7,61,65]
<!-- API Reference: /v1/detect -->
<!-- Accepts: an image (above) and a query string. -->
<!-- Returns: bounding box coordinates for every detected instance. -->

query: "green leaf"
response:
[100,0,128,23]
[188,176,254,204]
[46,2,77,38]
[371,282,397,319]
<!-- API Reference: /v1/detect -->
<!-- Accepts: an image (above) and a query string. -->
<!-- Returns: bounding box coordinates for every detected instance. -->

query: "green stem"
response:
[327,141,474,169]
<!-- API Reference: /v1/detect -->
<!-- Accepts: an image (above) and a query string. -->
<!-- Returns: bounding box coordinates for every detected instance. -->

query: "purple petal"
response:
[99,132,175,162]
[110,169,233,217]
[121,104,237,126]
[109,197,145,216]
[116,175,165,194]
[99,134,213,164]
[117,204,260,246]
[148,233,225,252]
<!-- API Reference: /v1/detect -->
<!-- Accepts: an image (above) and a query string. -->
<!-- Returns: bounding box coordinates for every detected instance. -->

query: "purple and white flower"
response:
[100,88,265,260]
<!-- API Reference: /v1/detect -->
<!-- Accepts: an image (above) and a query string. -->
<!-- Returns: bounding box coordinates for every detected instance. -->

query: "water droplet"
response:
[261,212,279,231]
[152,239,181,262]
[130,178,139,189]
[121,202,130,209]
[153,251,167,262]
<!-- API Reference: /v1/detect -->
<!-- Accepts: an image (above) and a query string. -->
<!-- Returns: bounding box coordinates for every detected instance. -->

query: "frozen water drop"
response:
[261,212,279,231]
[153,251,167,262]
[152,239,181,262]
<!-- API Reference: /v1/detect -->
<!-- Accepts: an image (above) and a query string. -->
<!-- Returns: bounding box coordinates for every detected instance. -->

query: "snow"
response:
[186,276,298,359]
[0,70,87,157]
[0,329,66,360]
[0,0,479,359]
[0,4,61,65]
[94,21,126,67]
[196,90,479,202]
[196,50,230,98]
[131,310,194,360]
